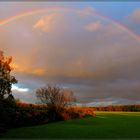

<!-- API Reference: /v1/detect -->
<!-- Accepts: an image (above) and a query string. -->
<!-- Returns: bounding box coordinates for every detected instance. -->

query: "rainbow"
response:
[0,7,66,26]
[0,7,140,43]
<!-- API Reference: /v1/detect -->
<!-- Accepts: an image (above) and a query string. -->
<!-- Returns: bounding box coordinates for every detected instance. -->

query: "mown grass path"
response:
[1,112,140,139]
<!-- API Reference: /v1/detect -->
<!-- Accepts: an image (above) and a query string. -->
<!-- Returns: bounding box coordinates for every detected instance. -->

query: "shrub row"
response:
[0,101,96,133]
[0,100,48,132]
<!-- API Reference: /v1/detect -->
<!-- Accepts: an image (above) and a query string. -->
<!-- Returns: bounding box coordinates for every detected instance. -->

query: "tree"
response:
[0,50,17,100]
[36,85,76,121]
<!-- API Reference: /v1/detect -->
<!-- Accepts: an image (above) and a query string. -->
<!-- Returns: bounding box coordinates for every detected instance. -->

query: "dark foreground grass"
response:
[1,112,140,139]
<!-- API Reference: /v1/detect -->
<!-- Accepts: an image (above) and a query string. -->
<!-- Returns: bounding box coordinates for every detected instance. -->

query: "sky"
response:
[0,2,140,106]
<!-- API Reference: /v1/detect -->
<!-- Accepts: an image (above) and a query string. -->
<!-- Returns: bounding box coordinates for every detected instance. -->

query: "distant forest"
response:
[92,105,140,112]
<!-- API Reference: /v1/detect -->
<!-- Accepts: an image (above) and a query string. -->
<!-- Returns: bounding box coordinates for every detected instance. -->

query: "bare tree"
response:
[36,85,76,120]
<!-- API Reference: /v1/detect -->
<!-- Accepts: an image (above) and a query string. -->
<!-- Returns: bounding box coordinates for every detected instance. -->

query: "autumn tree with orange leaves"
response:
[0,50,17,100]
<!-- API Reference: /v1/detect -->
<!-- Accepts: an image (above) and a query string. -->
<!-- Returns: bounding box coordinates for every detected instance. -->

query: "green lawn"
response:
[1,112,140,139]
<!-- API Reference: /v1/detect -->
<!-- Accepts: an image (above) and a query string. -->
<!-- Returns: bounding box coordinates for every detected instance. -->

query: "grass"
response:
[1,112,140,139]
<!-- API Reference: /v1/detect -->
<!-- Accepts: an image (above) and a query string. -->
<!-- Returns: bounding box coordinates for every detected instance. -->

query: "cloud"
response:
[78,7,96,16]
[33,13,63,32]
[125,8,140,34]
[12,85,29,92]
[84,21,101,32]
[13,65,46,76]
[129,8,140,23]
[1,7,140,104]
[82,97,140,106]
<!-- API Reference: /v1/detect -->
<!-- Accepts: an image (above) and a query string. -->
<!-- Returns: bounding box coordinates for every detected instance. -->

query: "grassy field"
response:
[1,112,140,139]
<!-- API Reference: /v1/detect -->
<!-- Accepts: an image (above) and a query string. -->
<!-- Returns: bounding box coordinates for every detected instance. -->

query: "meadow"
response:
[1,112,140,139]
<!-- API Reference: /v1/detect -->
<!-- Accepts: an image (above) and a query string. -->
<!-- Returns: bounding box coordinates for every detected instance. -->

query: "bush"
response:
[0,100,49,130]
[0,99,17,128]
[60,107,96,120]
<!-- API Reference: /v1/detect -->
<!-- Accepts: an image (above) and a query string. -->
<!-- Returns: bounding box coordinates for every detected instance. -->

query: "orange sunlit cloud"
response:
[84,21,101,32]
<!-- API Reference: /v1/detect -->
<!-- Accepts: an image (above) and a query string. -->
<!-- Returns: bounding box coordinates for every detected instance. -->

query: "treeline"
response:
[0,100,96,133]
[92,105,140,112]
[1,99,140,133]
